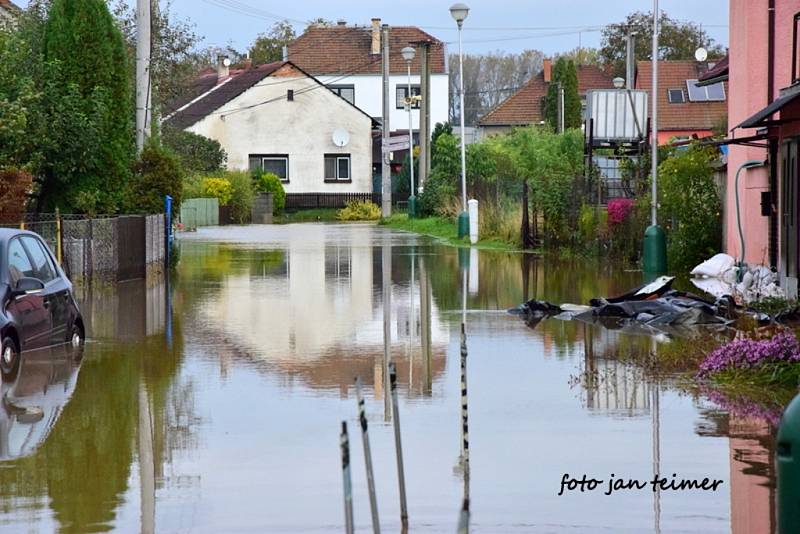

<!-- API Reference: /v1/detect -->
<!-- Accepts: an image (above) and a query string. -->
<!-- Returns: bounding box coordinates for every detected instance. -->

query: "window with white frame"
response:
[324,154,351,182]
[685,79,726,102]
[248,154,289,182]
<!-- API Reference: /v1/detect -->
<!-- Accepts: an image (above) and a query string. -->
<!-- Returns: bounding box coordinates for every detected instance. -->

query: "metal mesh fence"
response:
[0,213,165,284]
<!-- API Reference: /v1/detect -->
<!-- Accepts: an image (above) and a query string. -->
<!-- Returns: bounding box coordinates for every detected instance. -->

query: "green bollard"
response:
[408,195,417,219]
[642,225,667,273]
[777,393,800,533]
[457,211,469,239]
[458,247,470,270]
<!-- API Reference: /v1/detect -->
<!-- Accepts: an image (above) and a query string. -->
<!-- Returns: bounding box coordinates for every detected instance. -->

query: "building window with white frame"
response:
[248,154,289,182]
[396,85,421,109]
[324,154,351,182]
[329,85,355,105]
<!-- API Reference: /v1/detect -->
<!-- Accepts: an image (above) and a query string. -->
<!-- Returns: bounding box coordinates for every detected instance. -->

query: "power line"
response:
[201,0,308,25]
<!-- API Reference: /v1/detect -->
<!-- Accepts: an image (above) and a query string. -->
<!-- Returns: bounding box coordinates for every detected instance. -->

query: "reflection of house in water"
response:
[696,406,776,534]
[195,228,449,393]
[581,325,653,417]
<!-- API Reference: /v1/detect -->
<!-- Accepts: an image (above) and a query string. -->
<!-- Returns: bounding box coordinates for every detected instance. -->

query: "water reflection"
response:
[0,344,83,461]
[0,224,788,532]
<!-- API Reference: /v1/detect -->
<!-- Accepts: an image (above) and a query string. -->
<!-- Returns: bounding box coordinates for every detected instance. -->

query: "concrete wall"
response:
[315,73,450,131]
[188,64,374,194]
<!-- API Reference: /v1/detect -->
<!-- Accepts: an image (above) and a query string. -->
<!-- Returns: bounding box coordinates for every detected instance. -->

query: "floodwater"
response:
[0,223,779,533]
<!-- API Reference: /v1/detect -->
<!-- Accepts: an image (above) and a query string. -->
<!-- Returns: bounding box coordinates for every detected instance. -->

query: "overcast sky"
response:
[19,0,729,56]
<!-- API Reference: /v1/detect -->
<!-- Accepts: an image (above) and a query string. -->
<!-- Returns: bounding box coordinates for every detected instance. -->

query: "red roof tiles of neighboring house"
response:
[0,0,20,11]
[636,60,728,131]
[697,55,729,86]
[164,61,376,131]
[478,65,614,127]
[288,25,445,75]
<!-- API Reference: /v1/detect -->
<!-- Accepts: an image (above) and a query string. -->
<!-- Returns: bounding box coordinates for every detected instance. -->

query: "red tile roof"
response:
[0,0,20,11]
[635,60,728,131]
[288,26,446,75]
[478,65,614,127]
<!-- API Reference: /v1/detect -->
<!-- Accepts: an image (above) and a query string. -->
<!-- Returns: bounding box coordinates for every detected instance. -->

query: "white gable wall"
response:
[316,73,449,131]
[186,66,374,194]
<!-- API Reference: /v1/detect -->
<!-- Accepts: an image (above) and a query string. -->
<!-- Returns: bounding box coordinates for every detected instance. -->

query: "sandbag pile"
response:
[690,253,784,304]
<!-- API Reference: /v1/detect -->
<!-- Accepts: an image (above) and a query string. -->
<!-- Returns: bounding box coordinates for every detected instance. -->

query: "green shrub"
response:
[182,174,204,199]
[201,177,232,206]
[227,171,255,223]
[129,140,184,216]
[659,143,722,272]
[418,171,456,218]
[162,126,227,173]
[337,200,381,221]
[254,172,286,215]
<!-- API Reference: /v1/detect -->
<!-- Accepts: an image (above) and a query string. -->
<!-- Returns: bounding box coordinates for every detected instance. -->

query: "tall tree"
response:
[544,58,581,130]
[449,49,544,126]
[249,20,295,65]
[557,46,601,67]
[42,0,134,212]
[600,11,726,77]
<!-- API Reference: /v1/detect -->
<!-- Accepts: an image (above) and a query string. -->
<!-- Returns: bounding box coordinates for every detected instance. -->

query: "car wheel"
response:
[1,336,20,379]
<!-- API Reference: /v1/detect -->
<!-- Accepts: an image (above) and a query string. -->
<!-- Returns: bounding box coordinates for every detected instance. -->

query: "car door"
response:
[6,238,51,351]
[20,237,65,346]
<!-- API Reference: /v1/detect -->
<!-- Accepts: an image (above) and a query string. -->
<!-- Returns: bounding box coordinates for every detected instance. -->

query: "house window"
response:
[667,89,685,104]
[324,154,351,182]
[686,79,726,102]
[249,154,289,182]
[396,85,421,109]
[330,85,355,105]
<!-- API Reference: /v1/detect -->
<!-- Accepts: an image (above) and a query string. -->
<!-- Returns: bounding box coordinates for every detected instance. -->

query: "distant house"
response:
[164,59,376,194]
[477,60,615,136]
[287,19,448,134]
[634,60,728,145]
[0,0,20,23]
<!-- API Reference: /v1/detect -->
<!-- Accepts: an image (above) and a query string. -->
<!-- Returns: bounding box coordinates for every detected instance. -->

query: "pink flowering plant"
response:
[697,332,800,385]
[606,198,634,228]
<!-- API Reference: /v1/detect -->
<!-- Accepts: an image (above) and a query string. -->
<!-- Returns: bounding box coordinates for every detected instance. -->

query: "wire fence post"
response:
[55,208,63,265]
[355,377,381,534]
[341,421,355,534]
[389,363,409,529]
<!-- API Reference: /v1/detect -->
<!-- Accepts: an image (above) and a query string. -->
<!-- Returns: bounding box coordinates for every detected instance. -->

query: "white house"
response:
[287,19,449,134]
[0,0,19,23]
[164,60,376,194]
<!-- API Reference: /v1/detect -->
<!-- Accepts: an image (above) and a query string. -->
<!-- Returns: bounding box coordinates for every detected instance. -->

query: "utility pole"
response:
[625,32,636,89]
[418,41,432,187]
[381,24,392,218]
[135,0,152,154]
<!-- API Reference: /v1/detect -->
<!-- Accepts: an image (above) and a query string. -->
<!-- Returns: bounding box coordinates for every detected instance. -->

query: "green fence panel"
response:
[181,198,219,228]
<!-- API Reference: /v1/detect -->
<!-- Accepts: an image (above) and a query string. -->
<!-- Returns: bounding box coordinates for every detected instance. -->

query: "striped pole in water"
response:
[460,323,470,467]
[355,377,381,534]
[340,421,354,534]
[389,363,409,528]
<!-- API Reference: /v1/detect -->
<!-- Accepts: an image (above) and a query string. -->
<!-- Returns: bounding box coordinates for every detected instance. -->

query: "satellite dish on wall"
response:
[695,47,708,62]
[332,128,350,147]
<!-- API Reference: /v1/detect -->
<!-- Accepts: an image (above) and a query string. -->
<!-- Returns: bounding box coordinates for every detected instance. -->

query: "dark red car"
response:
[0,229,84,378]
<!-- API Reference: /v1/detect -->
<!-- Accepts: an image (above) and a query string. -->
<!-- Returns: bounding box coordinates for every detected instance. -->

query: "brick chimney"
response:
[371,18,381,55]
[543,59,552,83]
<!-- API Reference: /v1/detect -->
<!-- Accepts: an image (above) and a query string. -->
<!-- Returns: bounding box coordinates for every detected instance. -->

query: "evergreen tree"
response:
[42,0,134,213]
[543,58,581,131]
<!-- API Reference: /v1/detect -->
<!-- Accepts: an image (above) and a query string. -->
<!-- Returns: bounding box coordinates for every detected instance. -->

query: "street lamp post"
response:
[450,3,470,238]
[642,0,667,274]
[402,46,417,218]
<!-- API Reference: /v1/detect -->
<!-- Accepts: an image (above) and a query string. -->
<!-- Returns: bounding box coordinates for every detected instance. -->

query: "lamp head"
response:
[612,77,625,89]
[401,46,416,62]
[450,3,469,27]
[741,159,765,170]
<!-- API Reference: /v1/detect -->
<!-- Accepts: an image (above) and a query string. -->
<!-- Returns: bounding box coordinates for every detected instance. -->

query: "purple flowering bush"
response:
[697,332,800,384]
[606,198,634,227]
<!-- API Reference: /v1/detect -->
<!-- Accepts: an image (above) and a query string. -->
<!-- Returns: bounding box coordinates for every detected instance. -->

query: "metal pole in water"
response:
[341,422,355,534]
[389,363,409,528]
[355,377,381,534]
[456,498,470,534]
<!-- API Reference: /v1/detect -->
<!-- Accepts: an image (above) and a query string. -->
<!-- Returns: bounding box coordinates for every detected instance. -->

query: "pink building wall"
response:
[726,0,800,266]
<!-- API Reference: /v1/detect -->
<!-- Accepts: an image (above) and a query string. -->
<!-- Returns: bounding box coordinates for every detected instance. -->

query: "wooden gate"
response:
[117,215,146,282]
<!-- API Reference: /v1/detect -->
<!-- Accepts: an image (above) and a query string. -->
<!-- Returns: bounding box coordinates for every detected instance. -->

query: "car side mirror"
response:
[11,277,45,298]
